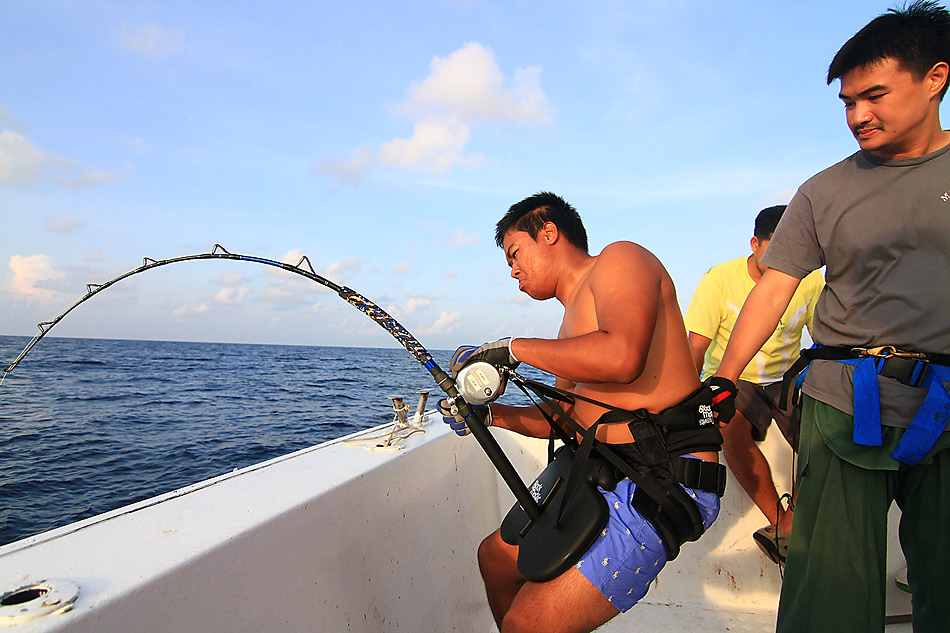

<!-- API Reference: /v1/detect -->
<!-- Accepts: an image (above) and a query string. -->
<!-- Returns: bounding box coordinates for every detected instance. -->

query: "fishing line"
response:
[2,243,544,520]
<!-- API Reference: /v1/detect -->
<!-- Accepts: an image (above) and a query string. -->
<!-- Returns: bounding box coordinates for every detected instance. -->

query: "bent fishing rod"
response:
[2,243,543,520]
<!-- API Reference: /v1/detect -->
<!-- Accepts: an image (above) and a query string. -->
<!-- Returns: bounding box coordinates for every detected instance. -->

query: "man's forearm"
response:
[510,332,647,385]
[688,332,712,377]
[490,402,563,439]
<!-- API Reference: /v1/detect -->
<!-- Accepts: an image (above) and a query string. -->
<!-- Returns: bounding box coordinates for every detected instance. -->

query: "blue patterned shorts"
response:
[574,458,721,612]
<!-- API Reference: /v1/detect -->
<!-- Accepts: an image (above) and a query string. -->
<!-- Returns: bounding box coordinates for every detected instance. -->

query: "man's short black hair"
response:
[827,1,950,99]
[495,192,589,254]
[754,205,786,240]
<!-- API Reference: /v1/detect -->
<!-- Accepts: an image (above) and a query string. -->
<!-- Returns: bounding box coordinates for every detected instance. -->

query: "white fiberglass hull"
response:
[0,413,911,632]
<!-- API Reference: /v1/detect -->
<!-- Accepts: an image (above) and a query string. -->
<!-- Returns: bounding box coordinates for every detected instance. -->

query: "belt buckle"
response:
[878,355,929,388]
[854,345,927,360]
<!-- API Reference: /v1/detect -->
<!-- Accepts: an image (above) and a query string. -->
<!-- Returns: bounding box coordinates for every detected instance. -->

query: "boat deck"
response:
[0,411,913,632]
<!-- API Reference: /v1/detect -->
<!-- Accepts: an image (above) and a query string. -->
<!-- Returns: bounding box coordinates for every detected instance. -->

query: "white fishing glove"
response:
[449,338,520,379]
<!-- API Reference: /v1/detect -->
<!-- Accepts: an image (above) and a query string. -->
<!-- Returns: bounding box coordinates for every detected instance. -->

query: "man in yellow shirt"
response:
[685,205,823,563]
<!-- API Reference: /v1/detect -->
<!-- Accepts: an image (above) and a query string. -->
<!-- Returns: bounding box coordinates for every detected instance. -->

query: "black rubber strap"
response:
[673,457,727,496]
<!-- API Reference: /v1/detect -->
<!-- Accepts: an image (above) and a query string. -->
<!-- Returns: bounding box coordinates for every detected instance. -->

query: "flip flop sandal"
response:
[753,525,790,565]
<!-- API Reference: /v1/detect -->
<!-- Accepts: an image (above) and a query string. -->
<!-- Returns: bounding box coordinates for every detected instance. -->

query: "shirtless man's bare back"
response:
[442,193,723,633]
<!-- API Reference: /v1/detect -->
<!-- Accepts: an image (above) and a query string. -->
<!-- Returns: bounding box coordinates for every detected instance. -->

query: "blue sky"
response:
[2,1,941,354]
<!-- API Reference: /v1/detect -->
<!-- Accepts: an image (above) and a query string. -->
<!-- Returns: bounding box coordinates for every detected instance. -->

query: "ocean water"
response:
[0,336,547,547]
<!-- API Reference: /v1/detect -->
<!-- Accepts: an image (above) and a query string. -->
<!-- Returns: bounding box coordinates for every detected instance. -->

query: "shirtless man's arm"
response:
[507,242,660,385]
[489,399,573,439]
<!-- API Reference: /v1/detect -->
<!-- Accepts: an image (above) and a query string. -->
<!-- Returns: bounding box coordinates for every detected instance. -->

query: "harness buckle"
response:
[849,346,930,388]
[852,345,928,360]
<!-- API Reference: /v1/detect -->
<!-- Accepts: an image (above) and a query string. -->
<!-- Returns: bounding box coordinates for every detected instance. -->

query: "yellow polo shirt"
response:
[685,256,824,384]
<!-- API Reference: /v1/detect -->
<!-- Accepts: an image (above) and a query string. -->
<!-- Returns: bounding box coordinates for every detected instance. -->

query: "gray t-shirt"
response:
[762,144,950,427]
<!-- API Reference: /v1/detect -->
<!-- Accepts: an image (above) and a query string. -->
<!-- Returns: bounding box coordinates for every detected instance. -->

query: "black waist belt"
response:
[605,442,726,496]
[780,346,950,465]
[780,346,950,411]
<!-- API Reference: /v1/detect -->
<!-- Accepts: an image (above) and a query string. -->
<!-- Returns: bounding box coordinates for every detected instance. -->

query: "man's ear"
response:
[750,236,760,253]
[541,221,559,244]
[926,61,949,101]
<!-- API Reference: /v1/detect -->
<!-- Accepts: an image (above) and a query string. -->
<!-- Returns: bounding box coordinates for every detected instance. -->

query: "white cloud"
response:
[172,303,210,317]
[318,42,552,184]
[258,273,323,305]
[216,271,246,286]
[58,167,120,188]
[0,106,27,134]
[8,254,63,299]
[309,301,331,315]
[85,251,103,263]
[403,296,432,315]
[498,293,530,305]
[254,251,353,304]
[391,259,411,275]
[48,217,82,233]
[0,130,117,188]
[378,116,482,174]
[449,230,480,247]
[123,137,148,154]
[259,249,308,278]
[418,219,445,230]
[214,286,250,306]
[258,285,304,305]
[324,258,364,282]
[314,144,373,186]
[281,248,304,265]
[114,22,184,58]
[422,310,461,335]
[384,303,404,319]
[397,42,552,124]
[0,130,55,186]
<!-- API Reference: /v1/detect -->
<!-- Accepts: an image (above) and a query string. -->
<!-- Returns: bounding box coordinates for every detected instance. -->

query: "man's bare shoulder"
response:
[592,241,662,273]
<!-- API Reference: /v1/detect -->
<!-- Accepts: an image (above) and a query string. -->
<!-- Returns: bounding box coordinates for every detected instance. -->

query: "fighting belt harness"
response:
[499,375,726,582]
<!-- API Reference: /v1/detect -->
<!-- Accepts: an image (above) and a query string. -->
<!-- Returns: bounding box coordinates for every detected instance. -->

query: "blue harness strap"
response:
[891,364,950,464]
[838,356,950,465]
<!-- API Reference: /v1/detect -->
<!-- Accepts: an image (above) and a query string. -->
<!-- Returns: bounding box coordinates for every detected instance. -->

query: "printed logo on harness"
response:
[530,479,544,504]
[698,404,714,426]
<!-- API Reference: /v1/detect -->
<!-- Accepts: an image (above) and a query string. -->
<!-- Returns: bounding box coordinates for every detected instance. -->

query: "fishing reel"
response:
[455,361,509,406]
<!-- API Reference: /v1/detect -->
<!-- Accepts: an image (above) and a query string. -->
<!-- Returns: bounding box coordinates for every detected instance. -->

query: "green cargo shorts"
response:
[776,396,950,633]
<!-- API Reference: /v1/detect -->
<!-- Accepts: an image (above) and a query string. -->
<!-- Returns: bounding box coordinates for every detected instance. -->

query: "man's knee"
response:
[498,568,619,633]
[499,606,536,633]
[500,606,572,633]
[478,530,519,578]
[477,530,505,564]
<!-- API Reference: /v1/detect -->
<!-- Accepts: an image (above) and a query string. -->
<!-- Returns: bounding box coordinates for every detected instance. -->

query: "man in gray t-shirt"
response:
[770,145,950,426]
[713,3,950,632]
